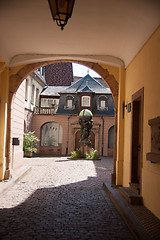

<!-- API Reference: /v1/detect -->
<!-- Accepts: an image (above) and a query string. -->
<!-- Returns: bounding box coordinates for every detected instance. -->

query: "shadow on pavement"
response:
[0,157,135,239]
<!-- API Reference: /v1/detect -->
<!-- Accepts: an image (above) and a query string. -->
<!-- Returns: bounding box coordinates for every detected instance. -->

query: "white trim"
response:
[82,96,91,107]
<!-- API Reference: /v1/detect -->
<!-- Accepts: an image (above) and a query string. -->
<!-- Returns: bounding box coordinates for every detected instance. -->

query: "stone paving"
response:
[0,157,135,240]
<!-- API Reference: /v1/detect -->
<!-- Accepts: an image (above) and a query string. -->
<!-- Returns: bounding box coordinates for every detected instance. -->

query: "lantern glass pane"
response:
[57,0,68,14]
[48,0,58,18]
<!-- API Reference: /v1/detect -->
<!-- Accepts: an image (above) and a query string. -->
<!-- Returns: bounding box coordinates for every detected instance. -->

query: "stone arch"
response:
[7,60,118,183]
[9,61,118,100]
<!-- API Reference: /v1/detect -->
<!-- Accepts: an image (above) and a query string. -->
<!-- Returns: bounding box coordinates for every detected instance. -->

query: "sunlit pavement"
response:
[0,157,135,239]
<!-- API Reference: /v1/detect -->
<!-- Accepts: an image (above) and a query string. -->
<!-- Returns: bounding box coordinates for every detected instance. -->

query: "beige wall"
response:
[25,73,45,112]
[11,81,25,170]
[0,66,9,180]
[123,26,160,218]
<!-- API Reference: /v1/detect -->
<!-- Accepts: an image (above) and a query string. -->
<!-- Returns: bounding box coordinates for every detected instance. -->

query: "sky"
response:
[72,63,101,78]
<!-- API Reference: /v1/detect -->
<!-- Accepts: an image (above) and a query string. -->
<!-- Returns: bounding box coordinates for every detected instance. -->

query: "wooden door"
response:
[131,88,144,192]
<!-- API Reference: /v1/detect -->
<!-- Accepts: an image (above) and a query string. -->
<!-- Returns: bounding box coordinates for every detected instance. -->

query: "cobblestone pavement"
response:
[0,157,135,240]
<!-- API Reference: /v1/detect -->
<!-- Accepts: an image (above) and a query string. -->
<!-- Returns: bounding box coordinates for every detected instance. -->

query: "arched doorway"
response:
[40,122,63,155]
[75,130,95,150]
[108,125,114,156]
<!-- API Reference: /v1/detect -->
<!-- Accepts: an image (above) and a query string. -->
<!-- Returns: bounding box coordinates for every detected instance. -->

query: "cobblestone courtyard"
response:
[0,157,135,239]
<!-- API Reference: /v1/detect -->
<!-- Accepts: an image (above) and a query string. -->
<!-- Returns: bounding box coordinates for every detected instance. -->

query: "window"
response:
[48,99,53,107]
[41,67,45,77]
[65,95,74,109]
[37,67,45,77]
[35,88,39,106]
[41,98,58,108]
[31,84,35,104]
[67,99,73,108]
[82,96,90,107]
[100,100,106,109]
[98,96,108,110]
[25,79,29,101]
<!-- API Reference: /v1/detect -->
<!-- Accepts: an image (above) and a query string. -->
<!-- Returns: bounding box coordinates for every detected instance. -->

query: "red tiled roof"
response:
[45,62,73,86]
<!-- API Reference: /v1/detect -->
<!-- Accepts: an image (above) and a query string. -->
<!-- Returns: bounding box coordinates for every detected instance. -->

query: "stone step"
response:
[119,187,143,205]
[129,182,140,195]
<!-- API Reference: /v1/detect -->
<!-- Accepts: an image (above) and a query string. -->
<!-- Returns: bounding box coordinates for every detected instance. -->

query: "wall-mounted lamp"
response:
[122,101,131,119]
[122,101,127,119]
[48,0,75,30]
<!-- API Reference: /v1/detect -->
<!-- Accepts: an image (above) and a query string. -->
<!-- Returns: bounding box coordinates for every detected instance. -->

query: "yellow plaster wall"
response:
[124,26,160,218]
[116,66,125,185]
[9,65,25,76]
[100,64,119,83]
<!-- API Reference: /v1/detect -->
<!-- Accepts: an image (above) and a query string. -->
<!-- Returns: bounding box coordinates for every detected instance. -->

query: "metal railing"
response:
[34,107,56,115]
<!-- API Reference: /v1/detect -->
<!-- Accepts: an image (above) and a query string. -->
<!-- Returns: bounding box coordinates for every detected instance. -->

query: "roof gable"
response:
[60,74,111,94]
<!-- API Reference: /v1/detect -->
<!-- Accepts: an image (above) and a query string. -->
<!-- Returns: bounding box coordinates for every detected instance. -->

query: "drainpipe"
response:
[98,125,100,155]
[101,116,104,156]
[66,115,71,155]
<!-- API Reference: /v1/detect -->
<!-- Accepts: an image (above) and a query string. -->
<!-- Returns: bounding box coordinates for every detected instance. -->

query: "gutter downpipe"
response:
[101,116,104,156]
[66,115,71,155]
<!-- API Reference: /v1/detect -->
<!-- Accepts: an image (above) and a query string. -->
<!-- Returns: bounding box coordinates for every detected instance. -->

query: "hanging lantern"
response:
[48,0,75,30]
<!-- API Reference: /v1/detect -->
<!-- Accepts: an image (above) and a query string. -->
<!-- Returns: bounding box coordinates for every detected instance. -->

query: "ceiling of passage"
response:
[0,0,159,67]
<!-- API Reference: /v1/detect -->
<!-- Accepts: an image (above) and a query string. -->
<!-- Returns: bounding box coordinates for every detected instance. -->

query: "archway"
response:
[40,122,63,155]
[6,60,118,183]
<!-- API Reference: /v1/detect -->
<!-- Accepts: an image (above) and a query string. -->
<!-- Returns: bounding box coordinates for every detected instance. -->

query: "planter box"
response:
[24,151,33,158]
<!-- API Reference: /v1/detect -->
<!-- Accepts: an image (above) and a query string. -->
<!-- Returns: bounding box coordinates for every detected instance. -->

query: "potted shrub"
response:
[70,148,100,160]
[23,131,40,157]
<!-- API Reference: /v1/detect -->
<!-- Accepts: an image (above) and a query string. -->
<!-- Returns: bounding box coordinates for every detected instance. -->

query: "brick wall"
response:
[31,115,68,155]
[31,114,115,156]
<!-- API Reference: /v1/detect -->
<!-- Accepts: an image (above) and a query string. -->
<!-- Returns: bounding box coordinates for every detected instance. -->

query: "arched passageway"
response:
[6,60,118,184]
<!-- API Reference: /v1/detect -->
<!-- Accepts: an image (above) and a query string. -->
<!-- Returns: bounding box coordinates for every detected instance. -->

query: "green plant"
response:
[23,131,40,153]
[70,149,83,159]
[85,149,99,160]
[70,148,99,160]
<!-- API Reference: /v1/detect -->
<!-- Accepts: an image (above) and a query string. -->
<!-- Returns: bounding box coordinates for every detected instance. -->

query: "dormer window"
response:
[67,99,73,108]
[65,95,75,109]
[100,100,106,109]
[98,96,108,110]
[82,96,90,107]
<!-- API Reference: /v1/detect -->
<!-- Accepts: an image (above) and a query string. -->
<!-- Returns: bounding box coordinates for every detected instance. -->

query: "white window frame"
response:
[82,96,91,107]
[25,79,29,101]
[31,84,35,105]
[67,99,73,109]
[35,88,39,106]
[100,100,106,109]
